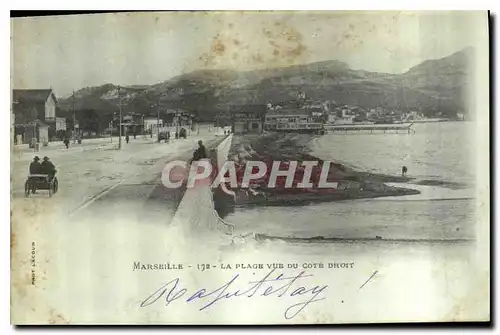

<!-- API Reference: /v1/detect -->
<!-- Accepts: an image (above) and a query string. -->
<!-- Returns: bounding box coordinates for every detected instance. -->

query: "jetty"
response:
[324,123,415,134]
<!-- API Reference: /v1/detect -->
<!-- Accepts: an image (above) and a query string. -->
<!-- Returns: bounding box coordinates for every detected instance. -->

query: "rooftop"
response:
[13,89,57,104]
[266,109,311,117]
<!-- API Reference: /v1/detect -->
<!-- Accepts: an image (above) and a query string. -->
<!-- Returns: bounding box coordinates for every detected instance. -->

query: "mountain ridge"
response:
[57,47,474,123]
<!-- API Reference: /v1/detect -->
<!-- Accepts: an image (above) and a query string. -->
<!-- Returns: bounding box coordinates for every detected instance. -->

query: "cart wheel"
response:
[25,181,30,197]
[54,179,58,193]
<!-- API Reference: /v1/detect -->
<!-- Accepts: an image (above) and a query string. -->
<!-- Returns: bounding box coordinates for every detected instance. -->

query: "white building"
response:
[327,113,337,124]
[55,117,67,131]
[12,89,57,122]
[334,116,355,125]
[265,109,323,131]
[402,111,423,121]
[143,117,163,131]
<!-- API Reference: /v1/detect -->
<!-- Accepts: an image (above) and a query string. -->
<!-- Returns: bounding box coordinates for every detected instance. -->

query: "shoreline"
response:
[213,133,421,216]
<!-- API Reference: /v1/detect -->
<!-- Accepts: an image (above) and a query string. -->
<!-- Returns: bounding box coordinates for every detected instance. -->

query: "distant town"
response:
[12,88,467,148]
[222,92,466,135]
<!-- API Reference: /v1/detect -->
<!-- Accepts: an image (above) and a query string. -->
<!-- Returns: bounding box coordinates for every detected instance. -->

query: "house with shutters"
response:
[12,89,65,146]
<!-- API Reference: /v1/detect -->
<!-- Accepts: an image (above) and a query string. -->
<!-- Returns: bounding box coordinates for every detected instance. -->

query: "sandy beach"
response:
[213,132,420,213]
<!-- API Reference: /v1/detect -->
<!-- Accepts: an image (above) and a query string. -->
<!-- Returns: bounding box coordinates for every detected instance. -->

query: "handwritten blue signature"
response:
[139,268,328,319]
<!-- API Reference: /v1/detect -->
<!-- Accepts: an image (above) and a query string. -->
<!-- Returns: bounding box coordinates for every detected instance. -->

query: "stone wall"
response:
[169,135,234,240]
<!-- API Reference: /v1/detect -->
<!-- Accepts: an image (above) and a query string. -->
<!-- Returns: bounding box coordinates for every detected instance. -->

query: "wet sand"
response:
[215,133,420,212]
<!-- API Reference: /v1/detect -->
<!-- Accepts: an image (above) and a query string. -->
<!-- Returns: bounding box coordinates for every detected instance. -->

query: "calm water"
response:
[224,122,477,241]
[313,122,476,185]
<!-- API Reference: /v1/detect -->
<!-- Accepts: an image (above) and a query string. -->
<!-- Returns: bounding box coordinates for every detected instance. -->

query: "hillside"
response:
[58,48,474,122]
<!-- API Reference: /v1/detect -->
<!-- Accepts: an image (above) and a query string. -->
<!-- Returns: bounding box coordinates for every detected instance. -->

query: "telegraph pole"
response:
[33,119,36,152]
[72,90,76,143]
[175,110,179,135]
[118,86,122,150]
[142,114,144,136]
[156,96,161,142]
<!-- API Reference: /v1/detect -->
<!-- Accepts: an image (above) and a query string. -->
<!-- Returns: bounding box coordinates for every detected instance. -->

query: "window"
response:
[251,122,259,130]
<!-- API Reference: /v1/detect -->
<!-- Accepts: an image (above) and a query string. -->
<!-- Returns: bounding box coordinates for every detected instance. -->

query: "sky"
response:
[11,11,487,98]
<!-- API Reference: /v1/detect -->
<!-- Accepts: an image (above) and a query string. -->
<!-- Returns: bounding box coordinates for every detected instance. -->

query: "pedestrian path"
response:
[12,140,116,161]
[12,128,227,161]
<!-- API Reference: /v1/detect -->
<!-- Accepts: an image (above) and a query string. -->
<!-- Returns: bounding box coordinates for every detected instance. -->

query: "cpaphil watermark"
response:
[161,159,340,195]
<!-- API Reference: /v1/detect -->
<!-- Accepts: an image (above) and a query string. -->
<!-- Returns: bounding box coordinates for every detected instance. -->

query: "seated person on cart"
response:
[29,156,42,175]
[41,156,57,182]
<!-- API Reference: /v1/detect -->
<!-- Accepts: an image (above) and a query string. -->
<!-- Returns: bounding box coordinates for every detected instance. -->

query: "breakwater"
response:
[169,135,234,241]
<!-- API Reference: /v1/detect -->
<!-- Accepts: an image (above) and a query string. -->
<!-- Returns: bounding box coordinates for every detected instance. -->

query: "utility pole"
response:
[142,114,144,136]
[118,86,122,150]
[72,90,76,143]
[33,119,36,152]
[176,111,179,135]
[156,96,161,142]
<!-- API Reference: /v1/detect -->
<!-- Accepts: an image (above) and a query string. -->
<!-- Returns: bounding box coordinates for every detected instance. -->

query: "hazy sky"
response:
[11,11,486,97]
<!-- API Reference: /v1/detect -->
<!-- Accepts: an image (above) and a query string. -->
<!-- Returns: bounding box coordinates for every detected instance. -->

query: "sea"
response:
[223,122,478,242]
